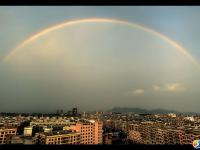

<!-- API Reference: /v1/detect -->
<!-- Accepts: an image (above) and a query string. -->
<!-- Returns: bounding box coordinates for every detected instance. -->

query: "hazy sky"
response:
[0,6,200,113]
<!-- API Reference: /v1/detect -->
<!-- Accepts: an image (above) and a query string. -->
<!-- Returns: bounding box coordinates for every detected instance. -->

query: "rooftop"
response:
[38,130,80,136]
[0,127,17,130]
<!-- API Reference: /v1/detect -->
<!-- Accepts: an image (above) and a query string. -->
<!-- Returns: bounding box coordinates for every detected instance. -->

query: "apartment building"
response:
[24,126,33,137]
[30,119,71,126]
[128,130,141,143]
[102,133,112,144]
[138,122,155,144]
[128,123,139,132]
[11,135,36,144]
[35,130,80,145]
[0,127,17,144]
[69,119,103,144]
[183,129,200,144]
[154,129,166,144]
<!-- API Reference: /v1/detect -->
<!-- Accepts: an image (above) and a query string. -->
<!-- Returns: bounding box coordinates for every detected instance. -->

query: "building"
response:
[0,127,17,144]
[103,133,112,144]
[154,129,166,144]
[30,118,71,126]
[35,130,81,145]
[69,119,103,144]
[23,137,37,144]
[24,126,33,137]
[11,135,36,144]
[168,113,177,118]
[66,108,80,117]
[128,124,139,132]
[72,108,78,115]
[11,135,23,144]
[128,130,141,143]
[183,128,200,144]
[43,127,53,133]
[60,109,64,115]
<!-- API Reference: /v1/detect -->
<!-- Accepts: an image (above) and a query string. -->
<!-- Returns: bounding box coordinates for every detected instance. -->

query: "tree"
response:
[118,131,127,139]
[17,120,30,135]
[32,126,44,136]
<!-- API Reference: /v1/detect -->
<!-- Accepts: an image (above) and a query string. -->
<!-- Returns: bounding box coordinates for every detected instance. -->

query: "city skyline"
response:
[0,6,200,113]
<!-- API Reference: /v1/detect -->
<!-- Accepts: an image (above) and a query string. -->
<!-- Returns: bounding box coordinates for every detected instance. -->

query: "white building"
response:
[24,126,33,137]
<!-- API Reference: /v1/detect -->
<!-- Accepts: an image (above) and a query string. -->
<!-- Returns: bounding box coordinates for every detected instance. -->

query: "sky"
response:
[0,6,200,113]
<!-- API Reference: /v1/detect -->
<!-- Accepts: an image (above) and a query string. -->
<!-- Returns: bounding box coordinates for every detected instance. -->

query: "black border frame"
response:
[0,0,200,5]
[0,1,199,150]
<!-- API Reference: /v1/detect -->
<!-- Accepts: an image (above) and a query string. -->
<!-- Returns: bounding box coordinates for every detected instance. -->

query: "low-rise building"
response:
[24,126,33,137]
[11,135,36,144]
[103,133,112,144]
[35,130,81,145]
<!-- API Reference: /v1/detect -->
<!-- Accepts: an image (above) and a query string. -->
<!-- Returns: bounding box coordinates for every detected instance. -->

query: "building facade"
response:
[69,120,103,144]
[35,130,81,145]
[0,128,17,144]
[24,126,33,137]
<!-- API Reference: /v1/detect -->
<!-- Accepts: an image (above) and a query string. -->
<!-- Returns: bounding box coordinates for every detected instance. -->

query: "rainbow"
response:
[3,18,199,66]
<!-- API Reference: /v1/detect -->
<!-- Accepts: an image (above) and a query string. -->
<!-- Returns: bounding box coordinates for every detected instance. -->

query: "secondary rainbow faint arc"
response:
[3,18,199,66]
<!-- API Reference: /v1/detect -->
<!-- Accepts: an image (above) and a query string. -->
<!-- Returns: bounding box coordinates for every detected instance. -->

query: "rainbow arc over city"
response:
[3,18,199,67]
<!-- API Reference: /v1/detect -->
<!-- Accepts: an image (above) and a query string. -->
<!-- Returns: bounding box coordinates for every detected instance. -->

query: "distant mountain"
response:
[109,107,200,115]
[111,107,151,114]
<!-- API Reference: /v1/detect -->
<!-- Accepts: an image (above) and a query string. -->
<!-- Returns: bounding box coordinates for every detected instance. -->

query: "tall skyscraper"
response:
[72,108,78,115]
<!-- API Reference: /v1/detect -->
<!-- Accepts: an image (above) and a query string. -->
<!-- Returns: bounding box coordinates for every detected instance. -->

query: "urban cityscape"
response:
[0,6,200,148]
[0,107,200,145]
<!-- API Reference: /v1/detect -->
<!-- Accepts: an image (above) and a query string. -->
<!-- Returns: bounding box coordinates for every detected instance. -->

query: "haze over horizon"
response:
[0,6,200,113]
